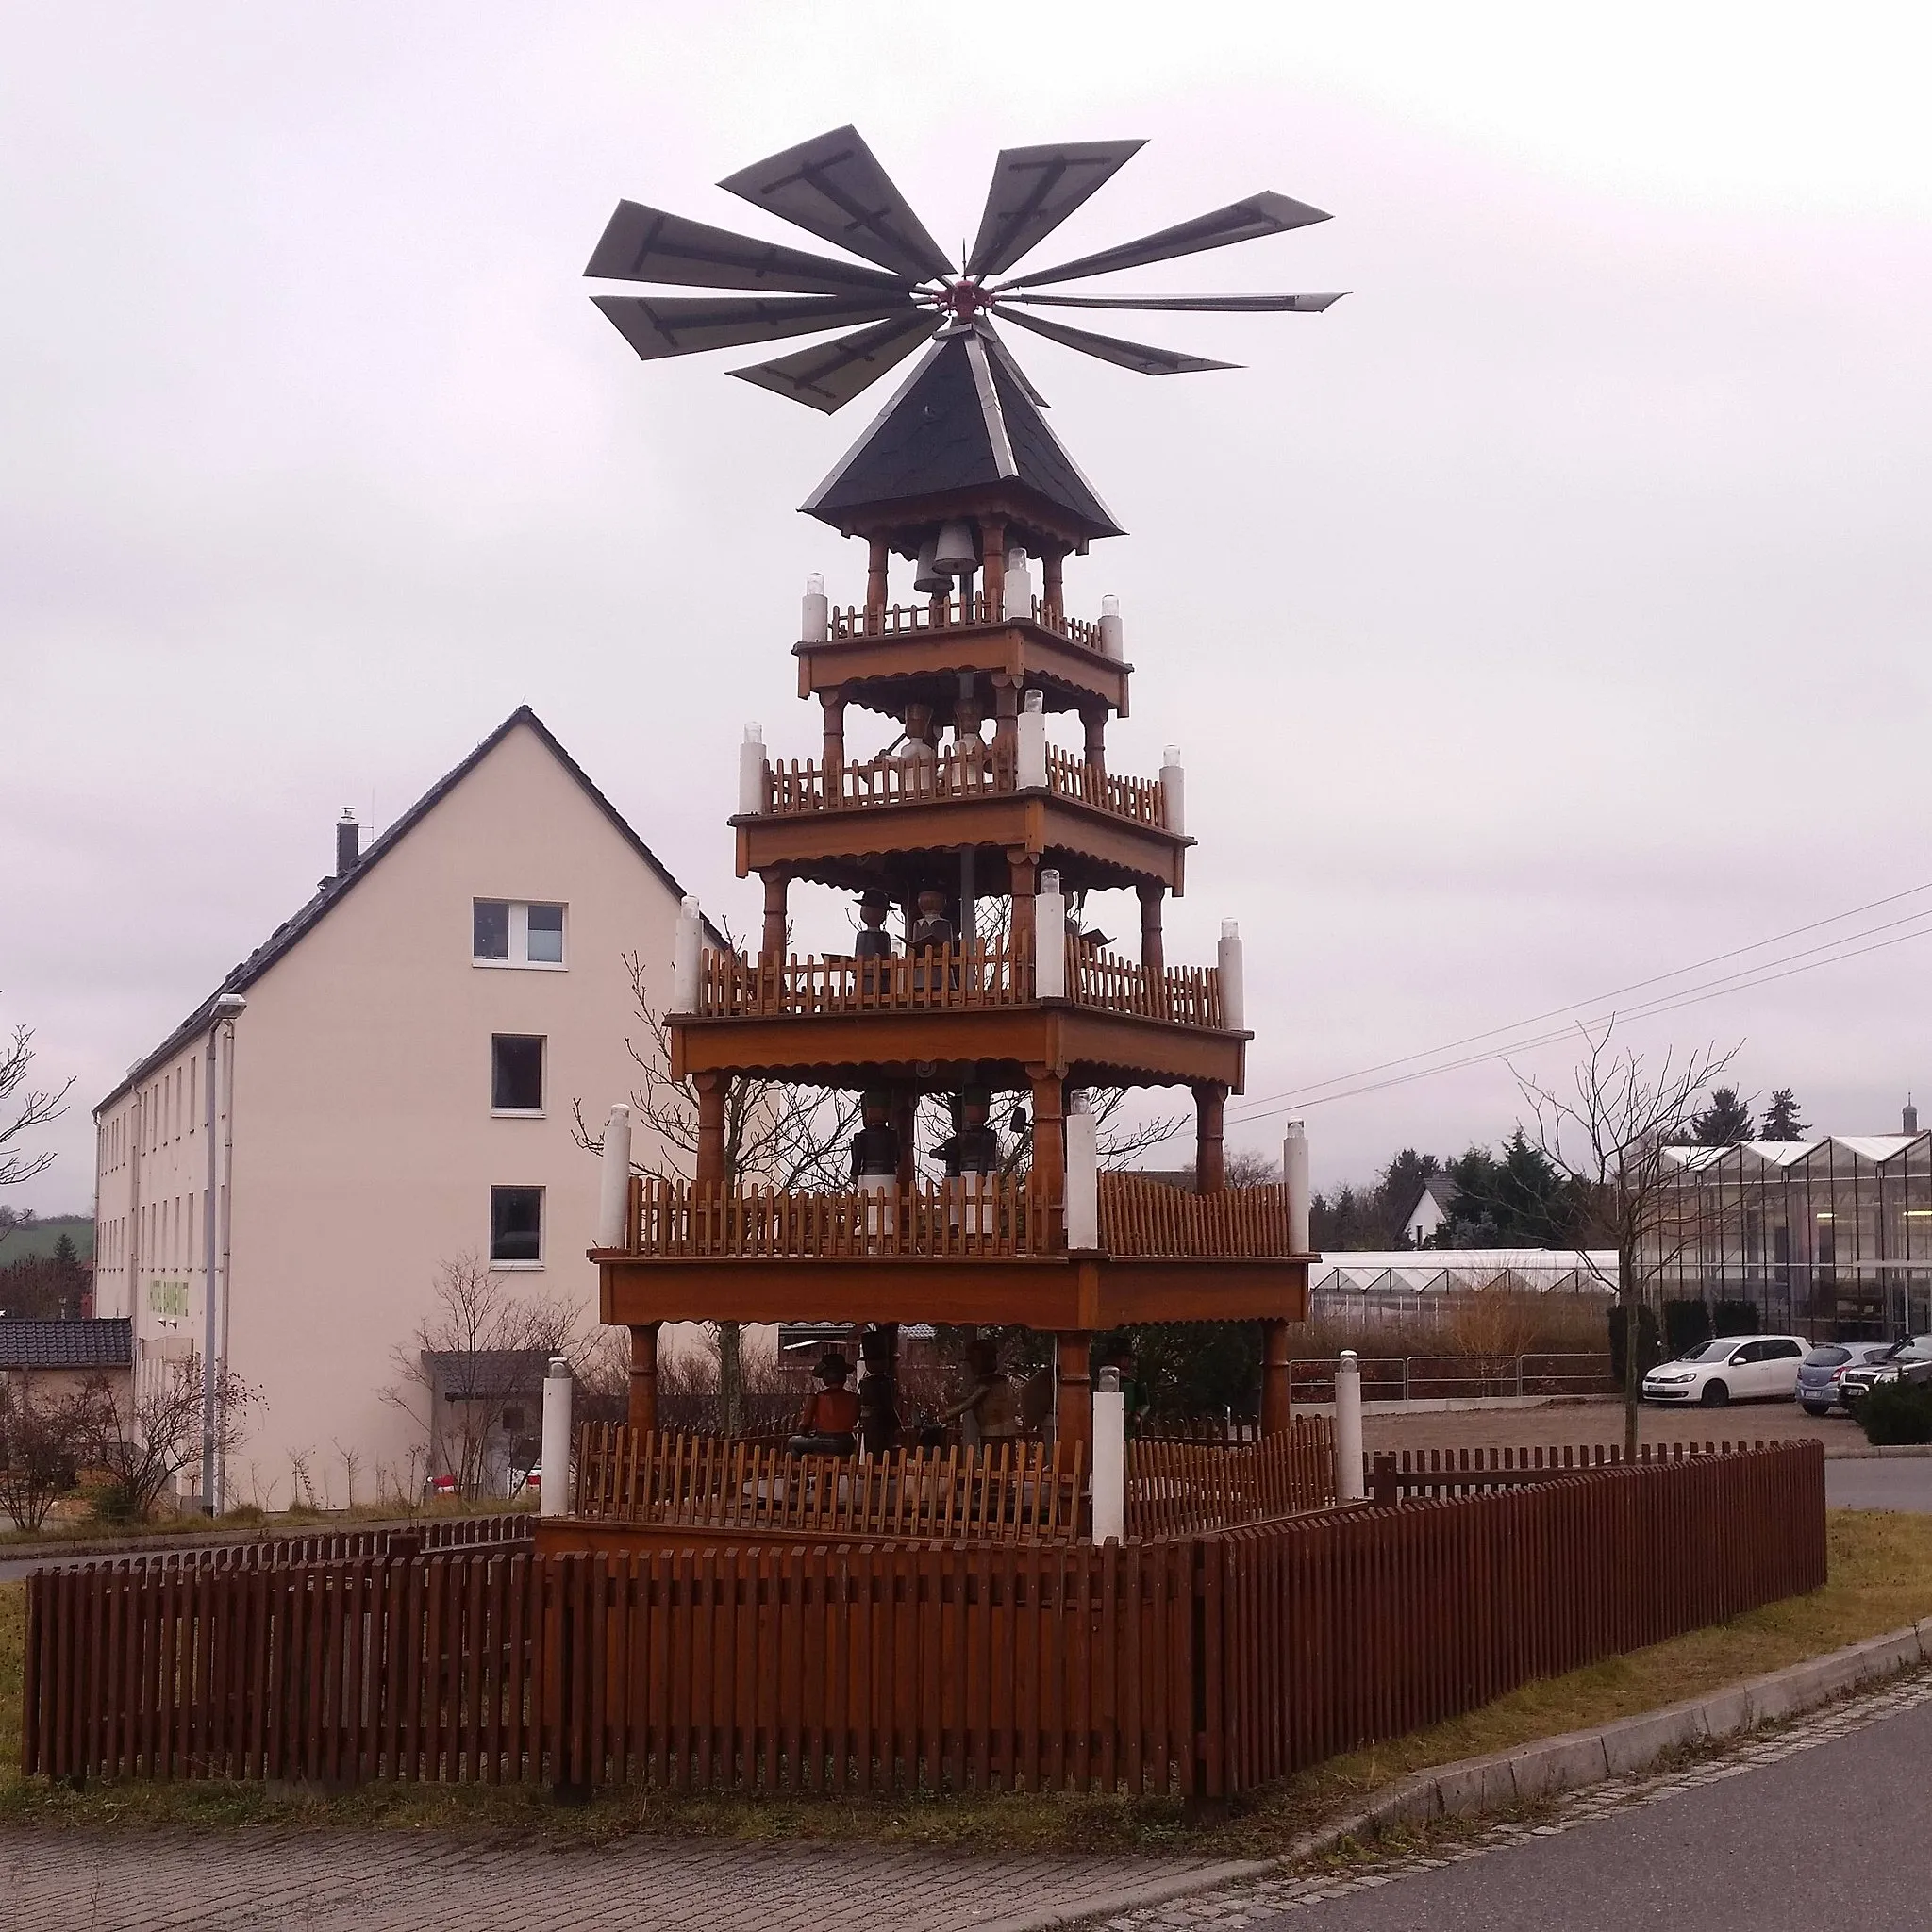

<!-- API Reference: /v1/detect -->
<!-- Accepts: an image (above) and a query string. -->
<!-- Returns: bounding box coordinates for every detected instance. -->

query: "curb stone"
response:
[1012,1618,1932,1932]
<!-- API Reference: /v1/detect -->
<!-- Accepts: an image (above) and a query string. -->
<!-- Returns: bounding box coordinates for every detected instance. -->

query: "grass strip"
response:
[2,1510,1927,1856]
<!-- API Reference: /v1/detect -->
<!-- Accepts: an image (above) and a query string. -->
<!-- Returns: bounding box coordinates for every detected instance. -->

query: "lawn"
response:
[3,1511,1928,1856]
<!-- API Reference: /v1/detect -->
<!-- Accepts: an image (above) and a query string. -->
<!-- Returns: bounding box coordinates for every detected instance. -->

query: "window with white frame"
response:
[490,1186,544,1266]
[473,899,567,968]
[491,1035,545,1114]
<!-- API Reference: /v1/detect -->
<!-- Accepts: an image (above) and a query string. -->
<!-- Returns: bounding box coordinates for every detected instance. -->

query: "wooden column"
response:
[761,872,789,965]
[1056,1331,1091,1456]
[1029,1064,1065,1208]
[628,1322,661,1434]
[1082,708,1107,780]
[865,537,889,630]
[980,515,1008,621]
[1137,882,1165,976]
[891,1091,918,1191]
[1008,851,1038,961]
[1194,1082,1226,1192]
[821,690,845,773]
[1260,1318,1291,1438]
[694,1074,727,1185]
[991,674,1022,753]
[1042,550,1065,629]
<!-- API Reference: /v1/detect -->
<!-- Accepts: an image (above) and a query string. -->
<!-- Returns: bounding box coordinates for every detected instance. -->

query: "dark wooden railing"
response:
[20,1443,1825,1797]
[627,1174,1056,1259]
[758,741,1169,830]
[575,1430,1084,1542]
[1097,1174,1291,1257]
[1125,1420,1335,1536]
[1068,942,1224,1027]
[827,592,1106,653]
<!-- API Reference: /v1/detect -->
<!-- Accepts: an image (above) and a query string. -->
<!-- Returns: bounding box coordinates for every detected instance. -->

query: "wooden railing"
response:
[1125,1420,1335,1536]
[21,1443,1825,1797]
[758,741,1169,830]
[1069,942,1223,1027]
[826,593,1107,653]
[693,939,1224,1029]
[696,936,1029,1018]
[1097,1174,1295,1257]
[575,1429,1084,1542]
[629,1174,1056,1258]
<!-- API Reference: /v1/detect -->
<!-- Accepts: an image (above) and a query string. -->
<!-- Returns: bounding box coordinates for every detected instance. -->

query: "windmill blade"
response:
[719,125,954,283]
[1001,191,1330,290]
[1002,290,1345,313]
[584,201,907,296]
[731,310,939,412]
[998,308,1239,376]
[592,292,917,362]
[966,140,1146,278]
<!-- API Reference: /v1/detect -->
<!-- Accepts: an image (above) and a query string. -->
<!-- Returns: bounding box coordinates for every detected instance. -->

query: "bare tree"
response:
[0,1374,86,1532]
[0,1021,74,1203]
[573,946,860,1434]
[73,1351,260,1521]
[385,1254,584,1500]
[1510,1020,1740,1457]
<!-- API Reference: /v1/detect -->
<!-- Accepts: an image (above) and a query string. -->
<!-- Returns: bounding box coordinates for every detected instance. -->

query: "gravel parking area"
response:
[1358,1397,1857,1459]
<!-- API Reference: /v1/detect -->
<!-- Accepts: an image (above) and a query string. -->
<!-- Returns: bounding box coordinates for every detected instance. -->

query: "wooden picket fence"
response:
[575,1430,1086,1544]
[1125,1421,1336,1538]
[1096,1173,1292,1257]
[1367,1437,1798,1503]
[21,1443,1826,1799]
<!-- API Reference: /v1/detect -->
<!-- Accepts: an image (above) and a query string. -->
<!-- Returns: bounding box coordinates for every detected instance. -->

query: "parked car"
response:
[1795,1341,1897,1416]
[1641,1334,1808,1407]
[1838,1336,1932,1409]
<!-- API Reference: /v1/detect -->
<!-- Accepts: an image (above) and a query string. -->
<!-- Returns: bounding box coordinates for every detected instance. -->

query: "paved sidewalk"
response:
[0,1832,1231,1932]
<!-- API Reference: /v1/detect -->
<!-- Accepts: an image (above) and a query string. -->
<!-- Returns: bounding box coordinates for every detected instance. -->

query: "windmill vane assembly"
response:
[584,126,1345,415]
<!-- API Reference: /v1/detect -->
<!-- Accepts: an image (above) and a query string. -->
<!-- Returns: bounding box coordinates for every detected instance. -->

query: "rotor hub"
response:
[941,278,991,324]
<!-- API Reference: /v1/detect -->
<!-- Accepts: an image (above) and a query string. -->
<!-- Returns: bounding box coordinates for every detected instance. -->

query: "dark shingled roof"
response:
[96,708,723,1117]
[0,1318,132,1372]
[804,327,1122,540]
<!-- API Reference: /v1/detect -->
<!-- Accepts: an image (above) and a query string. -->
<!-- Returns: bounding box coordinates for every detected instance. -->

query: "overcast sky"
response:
[7,2,1932,1215]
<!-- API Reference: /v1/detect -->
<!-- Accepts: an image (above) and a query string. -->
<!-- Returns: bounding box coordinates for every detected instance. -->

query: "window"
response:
[490,1186,543,1266]
[474,899,567,968]
[491,1035,545,1113]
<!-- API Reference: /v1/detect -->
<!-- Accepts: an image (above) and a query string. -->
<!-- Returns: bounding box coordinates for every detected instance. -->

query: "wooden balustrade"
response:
[576,1429,1084,1542]
[1125,1420,1335,1536]
[629,1174,1056,1258]
[826,593,1105,652]
[757,741,1168,828]
[1067,941,1224,1027]
[1097,1174,1293,1257]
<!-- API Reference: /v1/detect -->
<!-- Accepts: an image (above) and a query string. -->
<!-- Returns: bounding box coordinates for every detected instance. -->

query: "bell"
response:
[932,520,976,576]
[913,535,949,595]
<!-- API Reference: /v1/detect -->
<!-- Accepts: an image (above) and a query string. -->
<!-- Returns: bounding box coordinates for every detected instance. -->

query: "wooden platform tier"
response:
[668,961,1245,1092]
[797,594,1130,721]
[737,742,1189,895]
[594,1174,1310,1331]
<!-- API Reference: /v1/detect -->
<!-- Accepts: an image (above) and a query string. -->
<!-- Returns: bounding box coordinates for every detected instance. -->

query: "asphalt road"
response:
[1824,1457,1932,1511]
[1246,1691,1932,1930]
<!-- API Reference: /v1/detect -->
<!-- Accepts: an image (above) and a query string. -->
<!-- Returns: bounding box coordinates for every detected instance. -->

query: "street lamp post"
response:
[200,991,245,1513]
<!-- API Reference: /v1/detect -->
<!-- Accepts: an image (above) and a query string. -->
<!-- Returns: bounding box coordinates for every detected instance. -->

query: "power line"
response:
[1225,876,1932,1122]
[1226,908,1932,1128]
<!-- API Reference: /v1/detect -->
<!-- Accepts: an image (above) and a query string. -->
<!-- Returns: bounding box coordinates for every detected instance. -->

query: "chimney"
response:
[1907,1096,1920,1135]
[335,808,361,879]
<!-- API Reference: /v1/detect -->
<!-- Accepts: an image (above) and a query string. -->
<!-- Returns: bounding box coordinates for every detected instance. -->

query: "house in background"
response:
[1399,1174,1459,1246]
[91,708,708,1509]
[0,1316,132,1407]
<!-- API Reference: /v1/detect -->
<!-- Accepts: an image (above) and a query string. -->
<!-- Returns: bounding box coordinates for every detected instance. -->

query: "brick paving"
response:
[1087,1667,1932,1928]
[0,1831,1236,1932]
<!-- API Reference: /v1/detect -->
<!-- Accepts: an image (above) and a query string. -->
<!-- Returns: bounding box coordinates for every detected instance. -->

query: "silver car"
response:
[1795,1341,1895,1415]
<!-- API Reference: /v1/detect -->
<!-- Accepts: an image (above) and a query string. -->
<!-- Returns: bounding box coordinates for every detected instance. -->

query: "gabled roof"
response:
[0,1317,132,1372]
[801,325,1123,541]
[97,708,719,1115]
[1401,1174,1458,1221]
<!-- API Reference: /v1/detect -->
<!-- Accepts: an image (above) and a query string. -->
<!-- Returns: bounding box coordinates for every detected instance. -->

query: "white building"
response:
[1398,1174,1460,1246]
[92,708,706,1508]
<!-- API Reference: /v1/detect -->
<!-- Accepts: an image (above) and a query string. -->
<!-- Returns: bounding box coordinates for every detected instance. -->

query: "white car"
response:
[1641,1334,1809,1407]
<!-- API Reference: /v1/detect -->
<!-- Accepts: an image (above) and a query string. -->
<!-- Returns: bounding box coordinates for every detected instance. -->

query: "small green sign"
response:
[147,1278,190,1318]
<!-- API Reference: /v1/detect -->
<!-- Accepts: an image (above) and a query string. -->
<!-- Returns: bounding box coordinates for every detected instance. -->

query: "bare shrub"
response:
[73,1352,259,1521]
[0,1374,85,1530]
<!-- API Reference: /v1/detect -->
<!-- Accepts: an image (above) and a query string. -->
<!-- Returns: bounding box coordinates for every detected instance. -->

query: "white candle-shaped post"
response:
[1160,745,1185,835]
[1218,919,1245,1031]
[540,1356,573,1517]
[1004,548,1032,620]
[671,895,703,1012]
[1091,1365,1125,1544]
[1035,866,1066,999]
[1284,1120,1311,1256]
[1099,592,1124,659]
[1335,1350,1367,1503]
[1065,1091,1098,1250]
[596,1103,633,1250]
[801,573,829,644]
[1017,688,1048,789]
[738,723,766,816]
